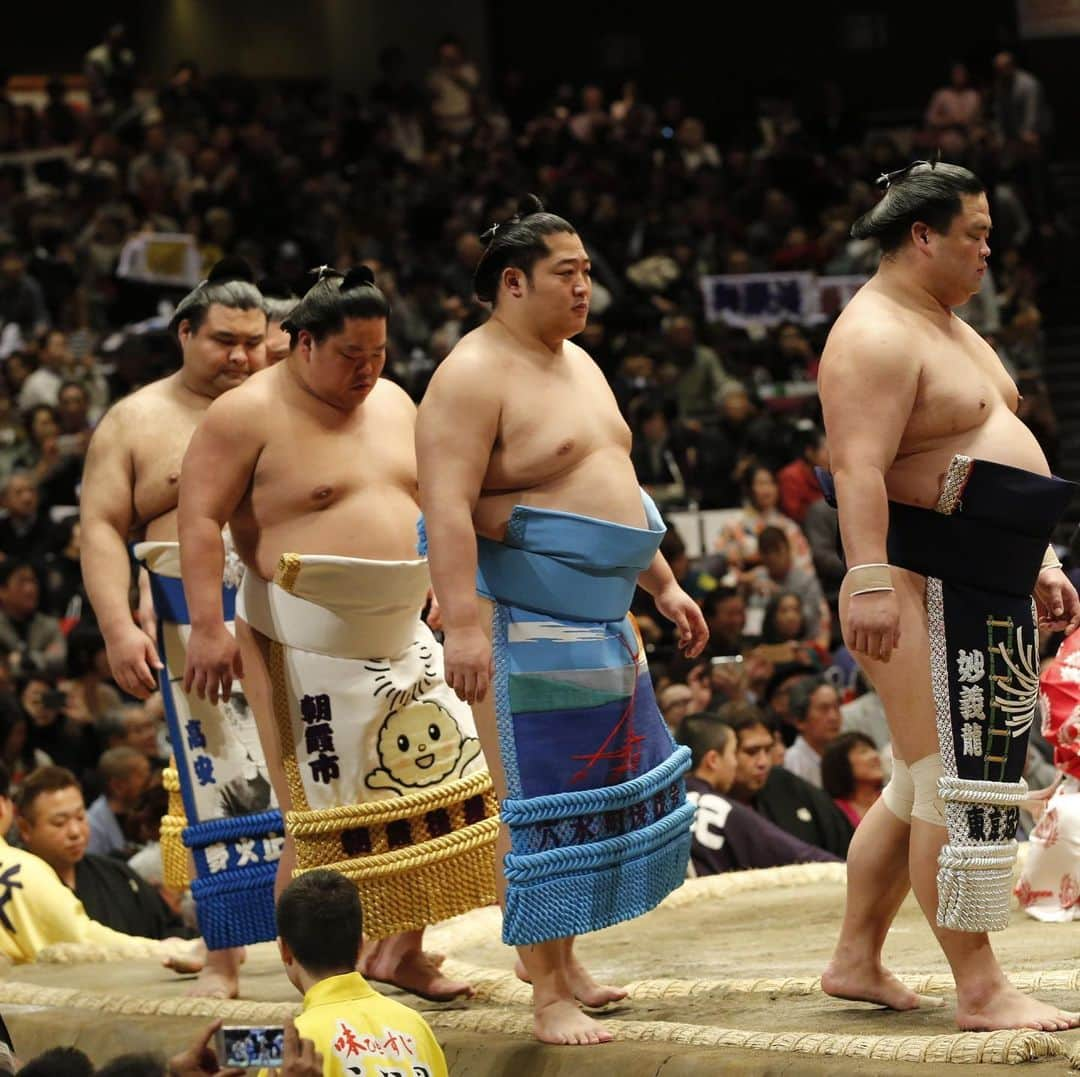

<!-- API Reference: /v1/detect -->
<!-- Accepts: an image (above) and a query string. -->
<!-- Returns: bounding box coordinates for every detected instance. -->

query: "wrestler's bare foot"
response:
[821,956,934,1011]
[360,934,444,972]
[161,938,207,977]
[534,998,613,1045]
[516,956,627,1008]
[957,982,1079,1032]
[365,944,472,1001]
[187,946,246,999]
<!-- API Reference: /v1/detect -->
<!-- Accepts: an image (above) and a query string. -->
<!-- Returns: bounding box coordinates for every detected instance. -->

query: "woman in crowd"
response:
[760,591,828,668]
[821,731,884,828]
[716,464,814,577]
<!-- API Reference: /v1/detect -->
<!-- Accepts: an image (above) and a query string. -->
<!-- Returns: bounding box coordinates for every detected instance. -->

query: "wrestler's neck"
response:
[284,354,361,414]
[873,255,958,318]
[174,368,223,404]
[489,310,568,357]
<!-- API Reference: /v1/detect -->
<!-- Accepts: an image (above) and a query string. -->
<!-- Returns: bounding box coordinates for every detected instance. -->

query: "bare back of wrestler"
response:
[817,167,1079,1033]
[179,280,474,1002]
[416,205,708,1045]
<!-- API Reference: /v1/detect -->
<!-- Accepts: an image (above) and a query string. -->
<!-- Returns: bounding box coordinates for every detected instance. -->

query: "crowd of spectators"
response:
[0,26,1071,1025]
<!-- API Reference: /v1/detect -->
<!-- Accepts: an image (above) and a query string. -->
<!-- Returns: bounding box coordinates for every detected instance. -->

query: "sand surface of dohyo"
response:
[4,863,1080,1074]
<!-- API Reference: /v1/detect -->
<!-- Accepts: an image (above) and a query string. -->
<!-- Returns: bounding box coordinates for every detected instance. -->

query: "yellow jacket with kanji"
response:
[0,835,159,963]
[260,971,448,1077]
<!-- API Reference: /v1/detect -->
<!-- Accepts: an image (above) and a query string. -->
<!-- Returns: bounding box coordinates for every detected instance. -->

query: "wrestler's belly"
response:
[238,488,423,579]
[885,407,1049,509]
[474,449,647,540]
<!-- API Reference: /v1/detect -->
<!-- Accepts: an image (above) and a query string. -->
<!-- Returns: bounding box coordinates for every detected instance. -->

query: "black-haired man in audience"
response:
[678,711,839,874]
[720,702,852,857]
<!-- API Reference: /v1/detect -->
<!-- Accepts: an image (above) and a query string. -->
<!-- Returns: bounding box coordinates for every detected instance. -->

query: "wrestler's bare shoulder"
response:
[368,376,417,418]
[432,326,512,384]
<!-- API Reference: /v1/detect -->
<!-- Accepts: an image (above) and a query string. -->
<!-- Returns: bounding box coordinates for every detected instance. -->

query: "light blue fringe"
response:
[502,799,695,945]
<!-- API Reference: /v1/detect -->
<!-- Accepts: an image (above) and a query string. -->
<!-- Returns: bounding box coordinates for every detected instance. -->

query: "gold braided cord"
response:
[293,818,498,940]
[161,764,191,889]
[287,770,495,833]
[268,639,308,812]
[273,553,302,593]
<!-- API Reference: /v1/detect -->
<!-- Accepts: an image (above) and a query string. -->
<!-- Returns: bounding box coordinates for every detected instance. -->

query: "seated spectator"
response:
[14,404,81,506]
[18,672,97,775]
[925,62,981,133]
[43,516,88,620]
[87,746,151,857]
[677,711,839,874]
[749,526,830,648]
[801,497,844,610]
[64,624,122,725]
[0,472,61,566]
[55,379,94,454]
[716,465,814,578]
[658,681,694,732]
[17,765,193,940]
[118,701,167,767]
[761,660,819,745]
[0,761,201,964]
[702,585,747,658]
[630,402,688,509]
[17,329,70,410]
[663,314,729,420]
[0,692,41,790]
[840,673,891,754]
[777,427,827,524]
[821,731,883,828]
[0,561,66,676]
[720,702,852,857]
[273,869,445,1077]
[782,676,843,788]
[759,591,827,669]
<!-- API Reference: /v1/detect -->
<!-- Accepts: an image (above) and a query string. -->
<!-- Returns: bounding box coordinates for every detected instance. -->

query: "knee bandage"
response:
[881,757,914,823]
[909,753,946,827]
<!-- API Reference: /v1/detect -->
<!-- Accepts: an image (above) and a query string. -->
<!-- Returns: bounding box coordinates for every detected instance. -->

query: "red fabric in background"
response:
[1040,631,1080,780]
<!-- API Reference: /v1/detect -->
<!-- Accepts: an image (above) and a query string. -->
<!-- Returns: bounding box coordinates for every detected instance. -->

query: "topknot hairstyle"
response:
[473,193,577,305]
[168,256,265,336]
[850,159,985,254]
[280,264,390,347]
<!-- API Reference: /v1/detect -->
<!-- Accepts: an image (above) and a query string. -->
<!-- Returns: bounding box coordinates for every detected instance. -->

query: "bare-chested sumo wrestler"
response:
[416,196,708,1045]
[179,267,498,1002]
[818,161,1080,1032]
[80,259,268,997]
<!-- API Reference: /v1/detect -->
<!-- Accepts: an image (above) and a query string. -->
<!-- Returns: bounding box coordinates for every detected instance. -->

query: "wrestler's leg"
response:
[235,618,295,899]
[830,569,1076,1031]
[472,599,613,1045]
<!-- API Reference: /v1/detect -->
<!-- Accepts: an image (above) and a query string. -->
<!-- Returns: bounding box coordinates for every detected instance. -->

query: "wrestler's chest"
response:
[132,436,194,525]
[906,354,1015,444]
[253,432,416,506]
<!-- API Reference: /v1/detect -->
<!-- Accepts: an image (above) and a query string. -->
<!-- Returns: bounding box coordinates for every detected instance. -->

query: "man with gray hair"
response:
[0,472,60,565]
[81,257,269,998]
[87,745,150,857]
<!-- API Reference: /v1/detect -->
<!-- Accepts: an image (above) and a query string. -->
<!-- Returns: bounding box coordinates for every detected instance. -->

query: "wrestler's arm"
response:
[416,351,500,705]
[638,552,708,658]
[178,391,264,703]
[80,403,162,698]
[818,326,919,661]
